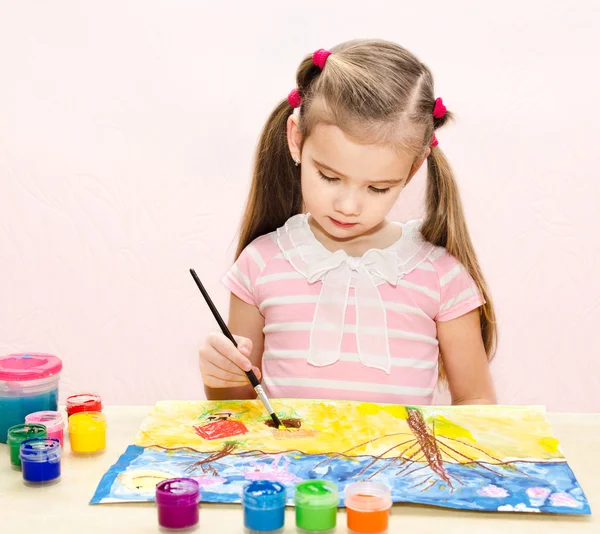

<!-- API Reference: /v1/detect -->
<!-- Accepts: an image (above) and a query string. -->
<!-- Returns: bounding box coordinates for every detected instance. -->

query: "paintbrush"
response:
[189,268,285,430]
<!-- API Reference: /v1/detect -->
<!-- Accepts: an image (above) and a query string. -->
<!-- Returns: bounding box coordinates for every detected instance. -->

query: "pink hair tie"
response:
[430,134,439,148]
[312,49,331,70]
[288,88,302,108]
[433,97,447,119]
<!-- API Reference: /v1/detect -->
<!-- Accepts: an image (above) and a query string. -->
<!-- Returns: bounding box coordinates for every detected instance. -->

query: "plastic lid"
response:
[243,480,287,509]
[294,480,339,508]
[25,411,65,433]
[19,438,61,463]
[156,478,201,506]
[66,393,102,409]
[344,481,392,511]
[0,353,62,381]
[7,423,48,445]
[68,411,107,433]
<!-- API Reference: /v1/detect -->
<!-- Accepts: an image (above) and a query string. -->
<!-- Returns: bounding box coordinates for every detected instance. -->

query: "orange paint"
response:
[345,481,392,534]
[347,495,389,533]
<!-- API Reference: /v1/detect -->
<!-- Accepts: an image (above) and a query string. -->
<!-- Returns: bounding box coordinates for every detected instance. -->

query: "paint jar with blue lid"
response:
[243,480,287,534]
[19,437,61,486]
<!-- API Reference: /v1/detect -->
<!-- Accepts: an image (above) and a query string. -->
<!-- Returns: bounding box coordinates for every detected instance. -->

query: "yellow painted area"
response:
[134,400,566,464]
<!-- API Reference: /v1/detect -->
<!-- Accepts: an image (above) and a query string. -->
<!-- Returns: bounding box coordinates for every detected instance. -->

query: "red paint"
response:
[193,420,248,440]
[66,394,102,417]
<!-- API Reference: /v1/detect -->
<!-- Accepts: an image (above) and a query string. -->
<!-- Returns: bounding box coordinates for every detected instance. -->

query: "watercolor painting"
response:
[90,400,590,514]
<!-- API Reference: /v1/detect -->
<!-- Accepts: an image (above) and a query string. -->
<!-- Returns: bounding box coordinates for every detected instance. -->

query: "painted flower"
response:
[478,484,509,498]
[549,492,582,508]
[526,487,551,499]
[526,486,551,505]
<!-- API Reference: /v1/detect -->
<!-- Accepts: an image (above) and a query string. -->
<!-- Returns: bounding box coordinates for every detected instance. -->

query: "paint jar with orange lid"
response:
[345,481,392,534]
[68,411,107,454]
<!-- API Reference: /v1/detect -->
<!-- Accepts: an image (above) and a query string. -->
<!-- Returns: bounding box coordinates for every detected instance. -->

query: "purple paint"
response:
[156,478,200,530]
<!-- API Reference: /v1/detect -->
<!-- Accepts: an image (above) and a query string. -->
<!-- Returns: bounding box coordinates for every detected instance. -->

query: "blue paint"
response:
[243,481,286,533]
[0,389,58,443]
[20,438,61,484]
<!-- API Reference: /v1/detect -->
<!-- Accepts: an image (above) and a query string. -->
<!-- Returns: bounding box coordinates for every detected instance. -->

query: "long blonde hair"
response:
[236,39,497,368]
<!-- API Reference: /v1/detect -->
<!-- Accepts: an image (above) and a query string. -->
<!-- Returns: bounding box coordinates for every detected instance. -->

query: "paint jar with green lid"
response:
[294,480,339,533]
[7,423,47,469]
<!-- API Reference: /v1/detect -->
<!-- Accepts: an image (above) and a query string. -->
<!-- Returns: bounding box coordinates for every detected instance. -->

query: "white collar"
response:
[276,214,435,373]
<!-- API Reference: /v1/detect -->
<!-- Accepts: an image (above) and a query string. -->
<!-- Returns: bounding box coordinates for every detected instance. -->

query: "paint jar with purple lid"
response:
[0,353,62,443]
[156,478,201,531]
[19,437,62,486]
[243,480,287,534]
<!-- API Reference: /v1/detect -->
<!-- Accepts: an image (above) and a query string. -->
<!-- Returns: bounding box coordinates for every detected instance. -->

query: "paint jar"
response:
[243,480,286,534]
[68,411,107,454]
[25,411,66,448]
[7,423,47,469]
[20,437,62,485]
[345,481,392,534]
[156,478,201,531]
[0,353,62,443]
[66,393,103,417]
[295,480,338,534]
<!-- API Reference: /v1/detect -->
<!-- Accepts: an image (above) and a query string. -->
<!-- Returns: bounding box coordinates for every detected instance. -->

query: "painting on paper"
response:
[90,400,590,514]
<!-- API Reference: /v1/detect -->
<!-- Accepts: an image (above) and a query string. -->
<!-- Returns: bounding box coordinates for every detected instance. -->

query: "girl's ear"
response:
[287,114,303,162]
[405,147,431,185]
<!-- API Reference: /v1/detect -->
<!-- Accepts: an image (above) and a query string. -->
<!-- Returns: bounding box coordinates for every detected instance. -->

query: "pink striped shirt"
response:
[222,214,483,405]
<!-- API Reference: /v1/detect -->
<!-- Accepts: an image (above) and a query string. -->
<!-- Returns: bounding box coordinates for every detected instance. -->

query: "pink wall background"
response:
[1,2,598,411]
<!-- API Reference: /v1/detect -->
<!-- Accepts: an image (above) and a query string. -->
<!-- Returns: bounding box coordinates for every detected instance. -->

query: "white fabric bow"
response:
[276,214,435,375]
[305,248,398,373]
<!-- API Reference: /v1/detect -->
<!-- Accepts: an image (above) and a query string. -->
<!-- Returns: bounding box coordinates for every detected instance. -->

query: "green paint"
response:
[7,423,47,468]
[295,480,338,532]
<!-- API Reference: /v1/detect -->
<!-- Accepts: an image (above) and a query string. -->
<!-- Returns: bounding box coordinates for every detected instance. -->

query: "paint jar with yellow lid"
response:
[68,411,106,454]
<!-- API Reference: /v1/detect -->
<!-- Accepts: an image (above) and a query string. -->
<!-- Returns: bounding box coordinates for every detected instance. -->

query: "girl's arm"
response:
[203,294,266,400]
[437,308,497,405]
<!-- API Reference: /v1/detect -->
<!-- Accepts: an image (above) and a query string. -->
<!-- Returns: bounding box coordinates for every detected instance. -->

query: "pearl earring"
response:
[294,157,301,166]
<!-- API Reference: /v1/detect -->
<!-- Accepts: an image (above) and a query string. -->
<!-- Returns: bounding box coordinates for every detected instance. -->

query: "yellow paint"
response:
[428,415,475,441]
[134,400,565,464]
[538,436,560,453]
[69,412,107,453]
[117,469,174,491]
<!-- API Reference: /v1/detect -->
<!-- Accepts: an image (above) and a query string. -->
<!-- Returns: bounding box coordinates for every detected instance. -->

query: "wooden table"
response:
[1,406,598,533]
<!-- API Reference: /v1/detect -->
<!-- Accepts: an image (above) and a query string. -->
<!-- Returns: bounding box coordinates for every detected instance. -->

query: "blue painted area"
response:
[89,447,590,515]
[89,445,146,504]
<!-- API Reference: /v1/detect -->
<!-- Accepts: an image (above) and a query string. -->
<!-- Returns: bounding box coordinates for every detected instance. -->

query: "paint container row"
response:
[7,409,107,464]
[156,478,392,534]
[6,407,108,485]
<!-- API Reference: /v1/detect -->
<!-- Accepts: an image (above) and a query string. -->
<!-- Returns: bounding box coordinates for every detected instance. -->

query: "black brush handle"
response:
[189,268,260,389]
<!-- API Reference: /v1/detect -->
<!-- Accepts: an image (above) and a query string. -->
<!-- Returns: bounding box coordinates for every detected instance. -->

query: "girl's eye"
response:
[317,170,339,183]
[369,186,391,194]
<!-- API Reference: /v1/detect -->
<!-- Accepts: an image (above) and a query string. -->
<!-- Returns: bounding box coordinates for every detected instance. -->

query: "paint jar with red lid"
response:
[156,477,200,531]
[66,393,102,417]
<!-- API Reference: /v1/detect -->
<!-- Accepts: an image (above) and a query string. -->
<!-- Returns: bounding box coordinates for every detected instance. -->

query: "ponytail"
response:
[235,99,302,259]
[422,146,498,375]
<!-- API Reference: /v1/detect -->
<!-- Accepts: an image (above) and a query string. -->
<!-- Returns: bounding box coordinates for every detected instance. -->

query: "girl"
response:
[199,39,497,406]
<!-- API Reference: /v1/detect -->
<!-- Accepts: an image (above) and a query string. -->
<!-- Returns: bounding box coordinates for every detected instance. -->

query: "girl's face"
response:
[288,119,428,241]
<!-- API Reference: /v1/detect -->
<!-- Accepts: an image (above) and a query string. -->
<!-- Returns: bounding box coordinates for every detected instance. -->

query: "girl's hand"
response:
[199,332,261,388]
